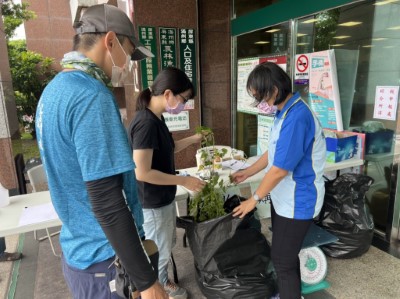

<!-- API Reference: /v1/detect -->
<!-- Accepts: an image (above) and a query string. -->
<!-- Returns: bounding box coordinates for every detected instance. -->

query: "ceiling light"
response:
[302,19,318,24]
[331,44,344,47]
[374,0,399,6]
[334,35,351,39]
[265,29,280,33]
[338,21,362,27]
[372,37,387,41]
[388,25,400,30]
[362,45,374,48]
[297,43,309,46]
[384,46,394,48]
[254,41,270,44]
[297,33,307,37]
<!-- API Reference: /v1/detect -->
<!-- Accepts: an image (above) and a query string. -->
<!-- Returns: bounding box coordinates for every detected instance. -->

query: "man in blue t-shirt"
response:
[36,4,167,299]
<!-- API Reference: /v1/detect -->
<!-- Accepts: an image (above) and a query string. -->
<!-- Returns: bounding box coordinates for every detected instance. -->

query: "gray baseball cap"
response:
[74,4,154,61]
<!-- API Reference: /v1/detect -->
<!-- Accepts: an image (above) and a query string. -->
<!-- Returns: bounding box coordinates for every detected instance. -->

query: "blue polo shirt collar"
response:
[275,92,301,119]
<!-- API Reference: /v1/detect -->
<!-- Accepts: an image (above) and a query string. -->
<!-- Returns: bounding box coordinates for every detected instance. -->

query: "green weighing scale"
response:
[299,223,338,295]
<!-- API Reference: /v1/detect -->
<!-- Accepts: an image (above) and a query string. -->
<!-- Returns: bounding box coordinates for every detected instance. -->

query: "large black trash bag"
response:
[177,195,277,299]
[318,173,374,258]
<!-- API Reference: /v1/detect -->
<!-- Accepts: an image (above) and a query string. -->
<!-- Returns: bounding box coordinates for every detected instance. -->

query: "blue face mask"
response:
[166,101,185,114]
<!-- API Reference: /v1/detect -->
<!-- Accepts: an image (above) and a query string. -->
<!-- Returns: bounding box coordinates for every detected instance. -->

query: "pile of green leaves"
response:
[189,174,227,222]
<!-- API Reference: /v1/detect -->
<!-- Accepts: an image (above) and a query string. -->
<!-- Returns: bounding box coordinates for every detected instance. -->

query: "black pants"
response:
[271,205,312,299]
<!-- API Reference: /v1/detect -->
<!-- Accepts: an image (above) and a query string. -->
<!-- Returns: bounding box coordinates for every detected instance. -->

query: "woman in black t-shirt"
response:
[128,67,205,299]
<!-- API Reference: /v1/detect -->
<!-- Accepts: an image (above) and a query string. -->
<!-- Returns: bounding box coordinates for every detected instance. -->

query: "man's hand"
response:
[232,198,258,218]
[140,281,168,299]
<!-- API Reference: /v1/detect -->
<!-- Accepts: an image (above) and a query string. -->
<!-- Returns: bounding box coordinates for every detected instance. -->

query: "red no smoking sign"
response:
[296,55,309,72]
[295,54,309,85]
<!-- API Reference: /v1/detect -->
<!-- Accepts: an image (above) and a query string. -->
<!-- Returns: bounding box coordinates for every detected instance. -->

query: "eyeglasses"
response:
[177,94,190,104]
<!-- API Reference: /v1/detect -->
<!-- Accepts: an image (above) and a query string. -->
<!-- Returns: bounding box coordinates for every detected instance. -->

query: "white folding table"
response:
[0,191,61,238]
[0,188,190,255]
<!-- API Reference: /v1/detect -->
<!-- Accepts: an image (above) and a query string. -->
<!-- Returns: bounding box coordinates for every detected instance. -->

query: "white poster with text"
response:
[373,86,399,121]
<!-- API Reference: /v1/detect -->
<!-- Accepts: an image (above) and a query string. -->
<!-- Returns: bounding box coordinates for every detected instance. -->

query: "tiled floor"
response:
[2,216,400,298]
[4,151,398,298]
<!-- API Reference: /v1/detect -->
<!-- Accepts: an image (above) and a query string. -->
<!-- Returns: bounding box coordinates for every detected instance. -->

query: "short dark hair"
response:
[246,62,292,106]
[136,67,195,111]
[72,33,125,51]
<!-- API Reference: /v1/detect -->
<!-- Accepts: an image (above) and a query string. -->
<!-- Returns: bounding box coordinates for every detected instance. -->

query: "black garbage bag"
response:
[177,195,276,299]
[318,173,374,258]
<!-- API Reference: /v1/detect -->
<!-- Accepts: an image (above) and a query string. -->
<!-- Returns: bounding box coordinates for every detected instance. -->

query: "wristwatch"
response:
[252,191,261,201]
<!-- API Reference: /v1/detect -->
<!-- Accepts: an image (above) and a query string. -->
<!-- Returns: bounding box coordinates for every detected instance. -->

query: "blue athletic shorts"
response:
[62,255,122,299]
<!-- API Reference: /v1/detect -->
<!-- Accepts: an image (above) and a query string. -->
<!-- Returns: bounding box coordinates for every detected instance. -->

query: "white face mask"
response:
[109,39,130,87]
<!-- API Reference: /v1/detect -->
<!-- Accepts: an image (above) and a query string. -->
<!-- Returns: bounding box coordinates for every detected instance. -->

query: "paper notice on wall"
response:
[237,58,260,115]
[184,99,195,110]
[257,114,275,155]
[308,50,343,131]
[163,111,190,131]
[373,86,399,121]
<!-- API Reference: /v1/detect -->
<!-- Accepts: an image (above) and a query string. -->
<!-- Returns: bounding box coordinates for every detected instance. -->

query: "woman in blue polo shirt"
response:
[232,62,326,299]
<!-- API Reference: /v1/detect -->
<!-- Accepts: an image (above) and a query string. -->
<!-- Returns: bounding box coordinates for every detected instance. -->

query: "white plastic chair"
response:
[27,164,48,193]
[27,164,60,256]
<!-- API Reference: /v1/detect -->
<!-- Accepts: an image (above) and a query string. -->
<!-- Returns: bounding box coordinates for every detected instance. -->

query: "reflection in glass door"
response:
[293,0,400,242]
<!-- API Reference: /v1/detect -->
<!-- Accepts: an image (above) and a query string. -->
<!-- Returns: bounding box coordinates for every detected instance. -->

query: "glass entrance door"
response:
[293,1,400,241]
[232,0,400,243]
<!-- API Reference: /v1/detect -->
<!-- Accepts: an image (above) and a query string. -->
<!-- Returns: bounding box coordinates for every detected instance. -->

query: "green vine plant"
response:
[189,173,227,222]
[195,125,213,148]
[189,126,231,222]
[195,126,228,172]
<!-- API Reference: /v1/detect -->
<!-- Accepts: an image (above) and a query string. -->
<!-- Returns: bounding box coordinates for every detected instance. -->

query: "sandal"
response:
[0,252,23,262]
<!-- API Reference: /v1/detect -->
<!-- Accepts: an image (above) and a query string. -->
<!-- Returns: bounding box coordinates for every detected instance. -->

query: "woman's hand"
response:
[191,133,203,144]
[182,176,206,193]
[230,170,249,185]
[232,198,258,218]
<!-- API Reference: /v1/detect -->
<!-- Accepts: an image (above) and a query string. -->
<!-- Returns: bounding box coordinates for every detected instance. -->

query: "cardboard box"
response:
[365,130,394,155]
[326,132,358,163]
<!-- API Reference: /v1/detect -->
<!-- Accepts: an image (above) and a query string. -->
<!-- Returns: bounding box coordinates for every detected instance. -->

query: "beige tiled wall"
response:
[198,0,232,147]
